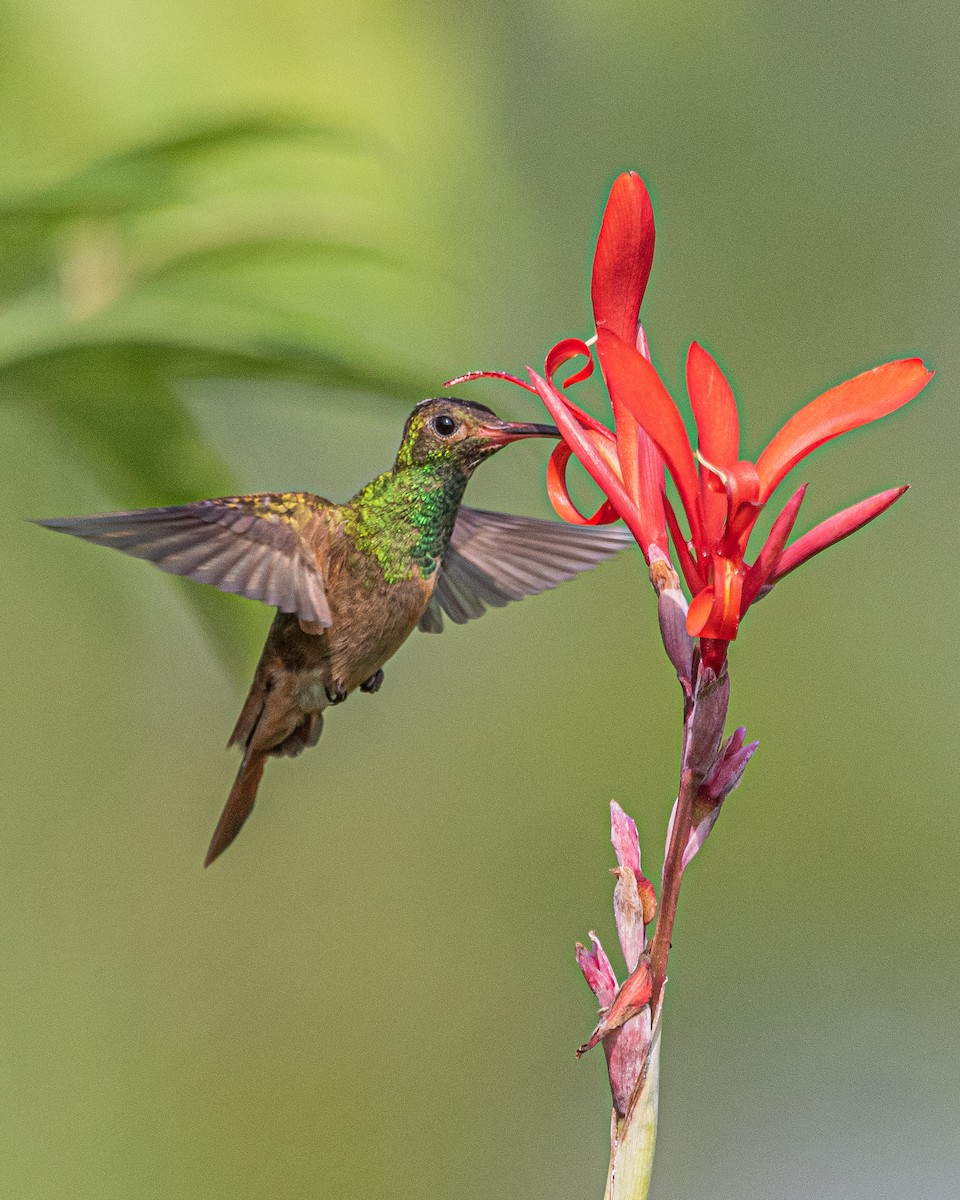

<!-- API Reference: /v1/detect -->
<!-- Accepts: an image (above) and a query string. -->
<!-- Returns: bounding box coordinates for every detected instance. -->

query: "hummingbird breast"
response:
[322,562,433,692]
[261,546,433,705]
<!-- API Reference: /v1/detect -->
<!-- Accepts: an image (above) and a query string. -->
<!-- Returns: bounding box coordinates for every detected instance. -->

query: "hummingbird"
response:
[38,397,632,865]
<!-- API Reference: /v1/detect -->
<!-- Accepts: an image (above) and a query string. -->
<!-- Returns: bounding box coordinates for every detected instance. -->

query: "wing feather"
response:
[37,494,334,629]
[419,506,634,632]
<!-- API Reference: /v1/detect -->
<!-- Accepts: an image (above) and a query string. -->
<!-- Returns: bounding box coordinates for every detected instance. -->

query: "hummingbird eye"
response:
[431,414,459,437]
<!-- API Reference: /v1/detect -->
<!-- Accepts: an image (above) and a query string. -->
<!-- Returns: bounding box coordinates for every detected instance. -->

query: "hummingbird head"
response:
[396,397,559,472]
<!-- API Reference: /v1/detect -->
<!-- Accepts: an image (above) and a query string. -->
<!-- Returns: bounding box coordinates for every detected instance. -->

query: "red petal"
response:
[545,337,596,389]
[687,343,740,544]
[769,486,909,583]
[710,559,743,640]
[687,343,740,466]
[686,587,714,637]
[556,394,613,437]
[740,484,807,611]
[610,326,667,550]
[591,172,656,341]
[546,442,621,525]
[528,367,651,547]
[596,328,705,549]
[663,494,703,595]
[755,359,933,502]
[686,557,742,640]
[611,395,642,505]
[696,458,761,559]
[633,426,668,552]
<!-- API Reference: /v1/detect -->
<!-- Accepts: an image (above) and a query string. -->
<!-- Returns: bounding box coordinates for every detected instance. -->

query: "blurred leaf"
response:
[0,114,434,679]
[139,235,395,282]
[0,113,359,225]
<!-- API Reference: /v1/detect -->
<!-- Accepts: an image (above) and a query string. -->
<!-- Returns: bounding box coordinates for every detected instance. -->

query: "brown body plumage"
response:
[217,544,433,865]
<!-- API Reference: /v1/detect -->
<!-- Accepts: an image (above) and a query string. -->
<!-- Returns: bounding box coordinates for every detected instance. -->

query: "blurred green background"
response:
[0,1,955,1197]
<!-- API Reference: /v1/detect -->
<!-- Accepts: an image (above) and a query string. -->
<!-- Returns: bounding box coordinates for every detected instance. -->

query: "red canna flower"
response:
[450,171,933,671]
[596,331,931,668]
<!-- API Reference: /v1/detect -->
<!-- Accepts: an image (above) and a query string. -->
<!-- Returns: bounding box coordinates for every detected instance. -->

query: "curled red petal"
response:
[591,172,656,341]
[740,484,807,612]
[546,337,595,389]
[444,370,536,393]
[700,459,762,559]
[769,485,909,583]
[529,367,654,551]
[530,372,622,496]
[755,359,933,502]
[546,442,621,525]
[687,342,740,545]
[596,328,705,549]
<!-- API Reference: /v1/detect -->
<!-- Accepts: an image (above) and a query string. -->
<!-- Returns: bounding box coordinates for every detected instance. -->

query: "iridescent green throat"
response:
[344,458,470,583]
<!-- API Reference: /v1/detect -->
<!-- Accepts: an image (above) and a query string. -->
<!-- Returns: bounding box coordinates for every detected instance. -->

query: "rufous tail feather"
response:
[205,747,269,867]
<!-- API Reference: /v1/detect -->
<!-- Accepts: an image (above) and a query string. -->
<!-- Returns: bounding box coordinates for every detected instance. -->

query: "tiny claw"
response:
[325,682,348,705]
[360,669,384,694]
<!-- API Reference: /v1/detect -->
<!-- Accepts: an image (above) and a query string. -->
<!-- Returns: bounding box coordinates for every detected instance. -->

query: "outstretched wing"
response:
[419,505,634,632]
[37,493,333,632]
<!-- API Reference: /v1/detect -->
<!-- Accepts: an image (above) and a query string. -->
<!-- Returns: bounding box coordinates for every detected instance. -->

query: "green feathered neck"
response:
[344,457,469,583]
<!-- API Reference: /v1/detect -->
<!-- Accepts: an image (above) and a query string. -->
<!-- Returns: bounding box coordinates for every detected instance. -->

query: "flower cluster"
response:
[451,171,932,671]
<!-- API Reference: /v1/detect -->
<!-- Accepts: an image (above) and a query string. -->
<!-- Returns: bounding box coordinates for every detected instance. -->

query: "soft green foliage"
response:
[0,115,435,675]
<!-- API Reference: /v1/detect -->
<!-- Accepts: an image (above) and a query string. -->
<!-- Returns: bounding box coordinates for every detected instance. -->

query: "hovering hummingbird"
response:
[38,397,632,865]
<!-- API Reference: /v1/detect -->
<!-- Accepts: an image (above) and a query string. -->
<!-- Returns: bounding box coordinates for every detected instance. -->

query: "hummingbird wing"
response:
[419,506,634,632]
[36,494,333,632]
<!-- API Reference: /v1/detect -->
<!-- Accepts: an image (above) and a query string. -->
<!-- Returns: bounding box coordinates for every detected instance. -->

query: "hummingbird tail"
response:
[205,747,269,868]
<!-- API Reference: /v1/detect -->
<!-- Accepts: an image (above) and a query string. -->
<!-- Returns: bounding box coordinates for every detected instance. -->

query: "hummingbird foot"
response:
[360,669,384,694]
[325,682,348,705]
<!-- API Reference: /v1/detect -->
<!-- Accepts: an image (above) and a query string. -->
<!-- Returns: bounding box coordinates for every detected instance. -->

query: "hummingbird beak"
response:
[477,418,561,446]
